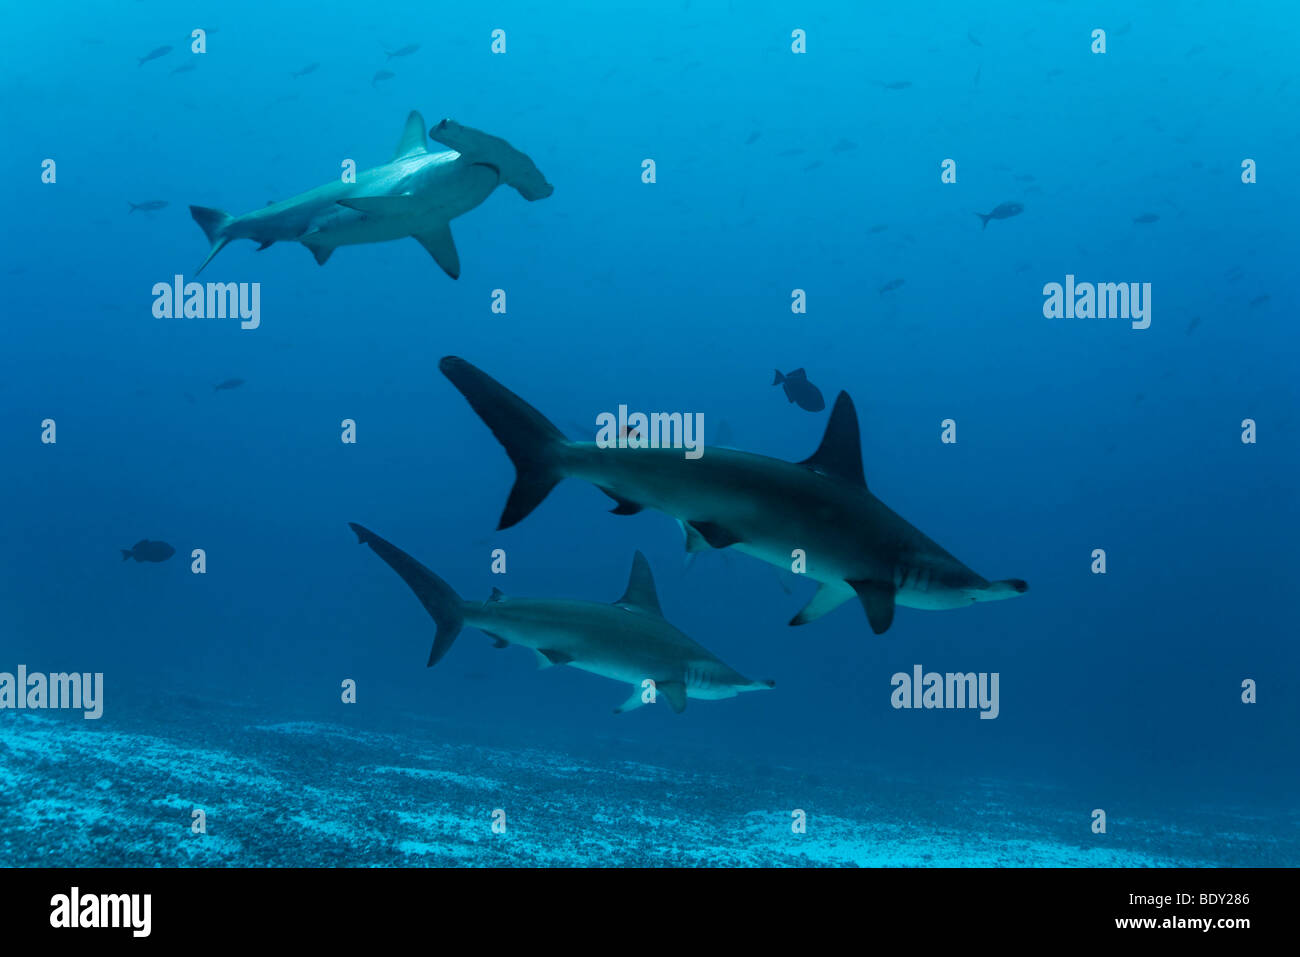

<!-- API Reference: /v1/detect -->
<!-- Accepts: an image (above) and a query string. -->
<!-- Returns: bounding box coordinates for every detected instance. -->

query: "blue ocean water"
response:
[2,0,1297,866]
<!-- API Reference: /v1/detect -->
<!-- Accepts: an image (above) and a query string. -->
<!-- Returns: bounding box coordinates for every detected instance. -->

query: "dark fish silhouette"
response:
[976,201,1023,229]
[744,131,761,145]
[292,62,319,77]
[1186,316,1201,335]
[170,62,195,75]
[967,31,982,47]
[213,377,245,391]
[1249,295,1270,307]
[121,540,175,563]
[831,138,857,153]
[372,70,394,85]
[1133,213,1160,224]
[879,278,905,294]
[773,368,826,412]
[868,223,889,233]
[128,200,168,213]
[137,45,172,66]
[385,43,420,60]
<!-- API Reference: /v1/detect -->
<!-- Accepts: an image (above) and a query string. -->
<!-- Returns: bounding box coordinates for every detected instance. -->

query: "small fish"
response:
[967,31,982,47]
[879,278,905,294]
[137,45,172,66]
[773,368,825,413]
[213,377,245,392]
[1185,316,1201,335]
[744,131,761,145]
[292,62,319,78]
[976,201,1024,229]
[1014,173,1036,182]
[385,43,420,60]
[831,138,857,153]
[1133,213,1160,224]
[1249,295,1270,307]
[878,80,912,90]
[803,160,823,171]
[170,62,195,75]
[128,200,168,213]
[868,223,889,233]
[121,540,175,563]
[371,70,395,86]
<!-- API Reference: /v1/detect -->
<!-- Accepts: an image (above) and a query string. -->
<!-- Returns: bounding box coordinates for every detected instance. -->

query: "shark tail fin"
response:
[190,205,234,275]
[772,369,784,386]
[121,549,133,561]
[439,357,569,530]
[348,523,465,667]
[976,212,990,230]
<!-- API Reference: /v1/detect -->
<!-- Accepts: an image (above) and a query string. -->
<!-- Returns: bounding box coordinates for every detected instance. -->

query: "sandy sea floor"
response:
[1,696,1292,867]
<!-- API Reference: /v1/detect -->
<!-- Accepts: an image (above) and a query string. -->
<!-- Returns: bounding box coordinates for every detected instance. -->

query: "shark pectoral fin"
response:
[687,521,741,550]
[600,488,643,516]
[613,551,664,616]
[302,239,333,266]
[789,582,855,626]
[535,648,573,669]
[797,392,867,487]
[255,240,274,251]
[336,195,420,216]
[849,580,896,634]
[656,680,688,714]
[614,686,647,713]
[679,520,710,554]
[413,226,460,279]
[486,634,509,649]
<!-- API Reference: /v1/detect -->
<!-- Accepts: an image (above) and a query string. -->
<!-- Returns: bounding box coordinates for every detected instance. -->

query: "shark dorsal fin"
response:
[615,551,663,616]
[488,587,506,602]
[393,110,428,160]
[797,392,867,487]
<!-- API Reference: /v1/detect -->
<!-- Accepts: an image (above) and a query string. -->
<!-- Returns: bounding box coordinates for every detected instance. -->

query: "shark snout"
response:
[975,578,1029,602]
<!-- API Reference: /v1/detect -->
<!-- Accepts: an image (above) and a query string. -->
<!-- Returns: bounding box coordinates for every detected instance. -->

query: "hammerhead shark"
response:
[348,523,773,713]
[189,111,552,277]
[438,357,1028,635]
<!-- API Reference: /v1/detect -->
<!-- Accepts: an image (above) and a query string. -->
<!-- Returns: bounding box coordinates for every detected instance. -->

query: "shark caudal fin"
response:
[430,119,554,201]
[190,206,234,275]
[348,523,465,666]
[439,357,569,529]
[976,212,991,230]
